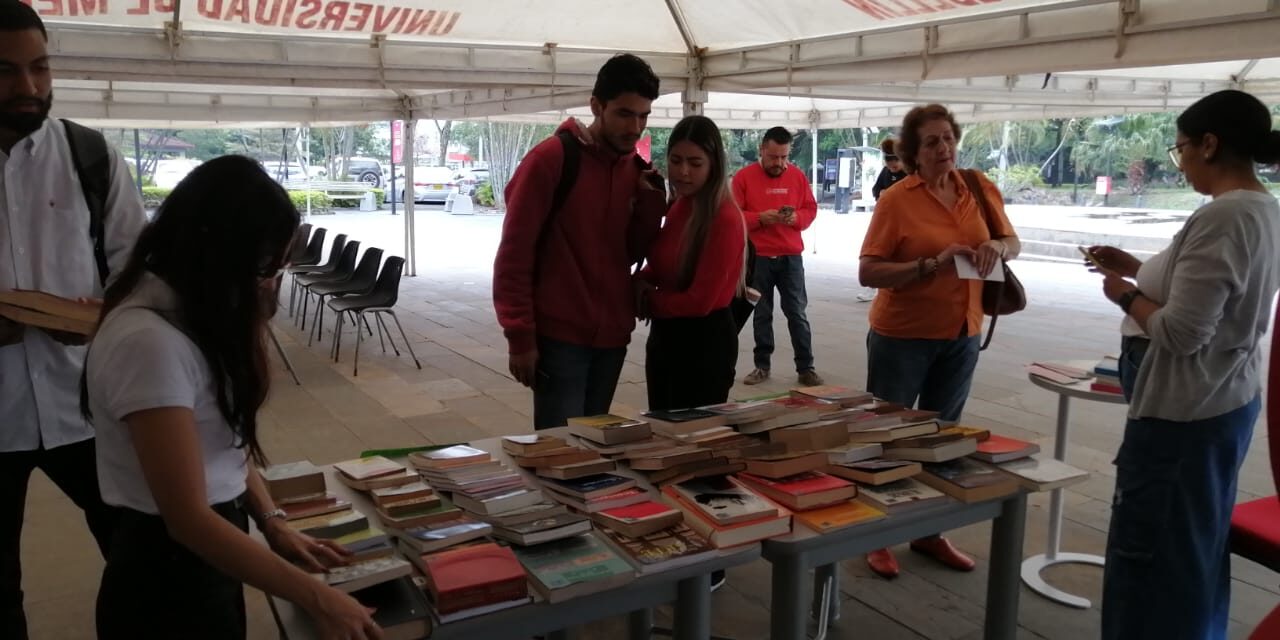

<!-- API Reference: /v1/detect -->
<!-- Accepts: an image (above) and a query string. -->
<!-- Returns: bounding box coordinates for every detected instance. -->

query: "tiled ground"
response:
[19,206,1280,639]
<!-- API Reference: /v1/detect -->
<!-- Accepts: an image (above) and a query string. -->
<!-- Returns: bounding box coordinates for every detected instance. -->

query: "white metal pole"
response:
[404,119,417,276]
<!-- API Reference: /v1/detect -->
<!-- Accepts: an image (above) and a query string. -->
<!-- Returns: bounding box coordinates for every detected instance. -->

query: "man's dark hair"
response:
[592,53,659,103]
[762,127,793,146]
[0,1,48,39]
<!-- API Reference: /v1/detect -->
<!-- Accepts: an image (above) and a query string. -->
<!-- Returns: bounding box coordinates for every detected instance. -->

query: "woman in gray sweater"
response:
[1086,90,1280,640]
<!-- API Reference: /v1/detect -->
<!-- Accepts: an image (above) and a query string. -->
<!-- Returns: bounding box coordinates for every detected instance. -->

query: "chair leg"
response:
[362,316,375,337]
[308,293,324,347]
[269,327,302,386]
[299,287,310,331]
[288,275,298,317]
[353,311,365,377]
[385,311,421,369]
[330,307,343,361]
[374,313,396,355]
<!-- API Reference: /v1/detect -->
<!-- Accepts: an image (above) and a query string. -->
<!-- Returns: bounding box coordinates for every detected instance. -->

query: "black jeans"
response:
[0,438,116,640]
[97,495,250,640]
[532,336,627,430]
[751,255,815,372]
[645,307,738,411]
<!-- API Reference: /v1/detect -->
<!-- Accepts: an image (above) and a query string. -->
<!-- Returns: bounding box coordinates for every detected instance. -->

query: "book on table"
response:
[374,495,463,530]
[596,521,716,575]
[659,483,792,548]
[699,434,785,461]
[543,486,652,514]
[534,457,617,480]
[918,458,1021,503]
[736,471,859,512]
[591,500,684,538]
[380,494,445,519]
[335,468,420,492]
[334,456,406,481]
[566,414,653,445]
[641,408,729,435]
[538,473,637,501]
[415,542,528,615]
[289,510,369,539]
[501,434,568,456]
[452,488,545,516]
[471,502,569,528]
[513,533,636,603]
[742,451,830,479]
[992,456,1089,492]
[794,500,886,533]
[789,385,874,407]
[371,481,435,509]
[847,407,938,432]
[824,442,884,465]
[824,458,922,485]
[668,475,779,526]
[0,289,99,336]
[646,458,746,487]
[734,405,823,435]
[969,434,1040,464]
[318,555,414,593]
[489,512,593,546]
[574,436,669,458]
[846,420,939,444]
[699,399,786,424]
[388,517,493,555]
[261,461,326,502]
[881,435,978,463]
[628,446,713,471]
[331,525,392,555]
[767,419,851,452]
[409,445,491,471]
[856,477,948,514]
[280,494,351,521]
[349,576,432,640]
[509,448,602,469]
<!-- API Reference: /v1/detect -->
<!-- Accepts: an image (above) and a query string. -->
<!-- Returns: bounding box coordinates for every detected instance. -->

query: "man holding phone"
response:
[732,127,824,386]
[493,54,666,429]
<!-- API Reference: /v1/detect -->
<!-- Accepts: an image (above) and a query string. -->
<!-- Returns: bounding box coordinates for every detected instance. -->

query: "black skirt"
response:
[645,306,738,411]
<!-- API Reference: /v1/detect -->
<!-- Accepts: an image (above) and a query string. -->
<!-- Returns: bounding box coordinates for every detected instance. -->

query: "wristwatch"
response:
[1117,289,1142,314]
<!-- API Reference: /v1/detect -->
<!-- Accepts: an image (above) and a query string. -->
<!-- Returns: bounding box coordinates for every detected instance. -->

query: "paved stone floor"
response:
[19,206,1279,639]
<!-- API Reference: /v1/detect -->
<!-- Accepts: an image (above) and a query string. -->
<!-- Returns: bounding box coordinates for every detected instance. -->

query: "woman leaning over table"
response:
[1085,90,1280,640]
[856,103,1021,580]
[83,156,381,640]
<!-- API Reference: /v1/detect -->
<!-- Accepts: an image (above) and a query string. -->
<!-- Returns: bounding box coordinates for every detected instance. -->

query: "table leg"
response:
[628,608,654,640]
[985,493,1027,640]
[1048,394,1071,559]
[673,573,711,640]
[770,553,808,640]
[809,564,840,623]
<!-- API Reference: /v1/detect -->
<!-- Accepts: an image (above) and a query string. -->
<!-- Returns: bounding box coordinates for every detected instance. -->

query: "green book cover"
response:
[513,533,632,589]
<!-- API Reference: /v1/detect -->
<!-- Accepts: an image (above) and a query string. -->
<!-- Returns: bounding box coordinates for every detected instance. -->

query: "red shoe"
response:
[909,536,975,572]
[866,548,899,579]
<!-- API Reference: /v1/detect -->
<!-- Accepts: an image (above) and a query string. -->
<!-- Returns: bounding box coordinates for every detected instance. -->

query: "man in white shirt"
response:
[0,5,147,637]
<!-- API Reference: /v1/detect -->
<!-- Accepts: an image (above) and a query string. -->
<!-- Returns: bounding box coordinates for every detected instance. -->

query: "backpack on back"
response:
[60,119,112,287]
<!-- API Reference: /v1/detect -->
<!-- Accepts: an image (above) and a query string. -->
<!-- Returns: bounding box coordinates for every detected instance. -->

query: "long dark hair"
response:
[83,155,300,465]
[669,115,738,291]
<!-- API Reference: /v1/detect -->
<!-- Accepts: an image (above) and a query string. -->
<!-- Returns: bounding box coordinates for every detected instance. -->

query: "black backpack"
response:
[60,119,112,287]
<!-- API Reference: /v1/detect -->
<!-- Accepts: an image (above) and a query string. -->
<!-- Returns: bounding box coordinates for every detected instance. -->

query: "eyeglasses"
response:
[1167,141,1190,169]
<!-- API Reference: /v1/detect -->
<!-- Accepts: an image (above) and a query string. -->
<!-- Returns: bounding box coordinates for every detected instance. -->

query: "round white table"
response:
[1023,362,1126,609]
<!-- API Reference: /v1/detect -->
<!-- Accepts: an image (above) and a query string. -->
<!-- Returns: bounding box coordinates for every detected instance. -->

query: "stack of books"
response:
[512,533,636,603]
[855,477,949,514]
[789,385,874,408]
[880,425,986,463]
[659,476,791,548]
[1091,356,1123,394]
[332,455,419,492]
[917,457,1021,503]
[412,542,530,622]
[260,460,351,521]
[412,445,546,521]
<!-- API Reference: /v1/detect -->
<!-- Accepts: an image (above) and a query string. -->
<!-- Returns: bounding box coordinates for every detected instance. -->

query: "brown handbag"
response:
[959,169,1026,351]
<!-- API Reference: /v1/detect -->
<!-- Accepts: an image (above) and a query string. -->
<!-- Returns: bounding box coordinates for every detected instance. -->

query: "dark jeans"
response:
[1118,335,1149,402]
[865,330,981,422]
[0,438,115,640]
[751,255,815,372]
[532,336,627,430]
[645,307,737,411]
[1102,395,1258,640]
[97,495,249,639]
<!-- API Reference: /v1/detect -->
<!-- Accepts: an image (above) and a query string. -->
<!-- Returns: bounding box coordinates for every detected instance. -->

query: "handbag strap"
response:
[958,169,1002,352]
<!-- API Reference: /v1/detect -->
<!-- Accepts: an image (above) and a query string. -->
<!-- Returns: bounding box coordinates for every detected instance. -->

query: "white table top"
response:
[1027,360,1128,405]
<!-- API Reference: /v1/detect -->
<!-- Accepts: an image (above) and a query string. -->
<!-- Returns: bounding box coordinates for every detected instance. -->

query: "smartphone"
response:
[1078,246,1105,270]
[779,205,795,216]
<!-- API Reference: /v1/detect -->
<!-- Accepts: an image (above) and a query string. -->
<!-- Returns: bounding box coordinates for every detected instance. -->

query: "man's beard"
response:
[0,93,52,138]
[765,166,784,177]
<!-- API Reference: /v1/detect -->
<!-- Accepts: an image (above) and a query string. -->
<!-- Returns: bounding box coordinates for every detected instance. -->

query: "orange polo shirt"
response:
[860,170,1016,340]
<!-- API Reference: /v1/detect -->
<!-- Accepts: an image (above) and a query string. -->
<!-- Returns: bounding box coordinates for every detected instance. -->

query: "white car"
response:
[399,166,458,203]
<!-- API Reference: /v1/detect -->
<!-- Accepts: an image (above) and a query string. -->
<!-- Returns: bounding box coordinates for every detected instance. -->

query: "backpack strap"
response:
[549,129,581,219]
[61,119,112,287]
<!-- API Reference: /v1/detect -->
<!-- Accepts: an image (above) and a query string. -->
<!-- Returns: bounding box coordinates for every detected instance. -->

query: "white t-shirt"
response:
[88,273,248,514]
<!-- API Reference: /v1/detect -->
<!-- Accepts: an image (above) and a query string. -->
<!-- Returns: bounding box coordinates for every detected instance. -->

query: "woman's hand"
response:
[975,239,1007,278]
[1086,245,1141,278]
[1102,270,1137,305]
[305,583,383,640]
[936,243,977,269]
[263,518,350,572]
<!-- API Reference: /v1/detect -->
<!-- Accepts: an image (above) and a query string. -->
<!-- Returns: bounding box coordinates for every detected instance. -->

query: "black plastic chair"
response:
[284,227,326,317]
[307,247,383,346]
[327,256,421,376]
[288,233,346,319]
[289,223,314,263]
[296,240,359,332]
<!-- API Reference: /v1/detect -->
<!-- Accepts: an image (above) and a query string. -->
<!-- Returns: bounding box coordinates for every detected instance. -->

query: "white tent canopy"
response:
[40,0,1280,128]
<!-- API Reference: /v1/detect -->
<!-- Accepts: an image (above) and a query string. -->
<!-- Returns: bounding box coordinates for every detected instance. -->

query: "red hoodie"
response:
[493,119,666,355]
[638,196,746,319]
[731,162,818,257]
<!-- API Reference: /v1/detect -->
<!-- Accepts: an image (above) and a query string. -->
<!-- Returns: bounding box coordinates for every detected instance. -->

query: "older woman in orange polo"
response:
[857,104,1021,579]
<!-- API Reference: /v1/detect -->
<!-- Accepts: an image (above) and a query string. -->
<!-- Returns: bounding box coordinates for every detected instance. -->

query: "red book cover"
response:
[976,435,1035,455]
[1090,382,1123,395]
[421,543,527,612]
[737,471,852,496]
[770,396,836,410]
[600,500,675,520]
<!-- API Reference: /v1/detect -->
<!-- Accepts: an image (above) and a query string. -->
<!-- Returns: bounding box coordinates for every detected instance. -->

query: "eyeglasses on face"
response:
[1167,141,1191,169]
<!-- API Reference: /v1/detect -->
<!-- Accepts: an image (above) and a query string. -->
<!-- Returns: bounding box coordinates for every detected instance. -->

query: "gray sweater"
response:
[1130,190,1280,421]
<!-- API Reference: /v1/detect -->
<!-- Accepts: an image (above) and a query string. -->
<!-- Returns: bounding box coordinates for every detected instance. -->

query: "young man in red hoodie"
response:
[492,54,666,429]
[732,127,824,387]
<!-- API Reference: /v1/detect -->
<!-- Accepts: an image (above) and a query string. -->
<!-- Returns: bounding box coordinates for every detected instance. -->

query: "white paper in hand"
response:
[954,255,1005,282]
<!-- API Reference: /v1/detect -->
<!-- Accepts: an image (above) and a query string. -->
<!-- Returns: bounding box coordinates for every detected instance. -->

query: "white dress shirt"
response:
[0,119,147,452]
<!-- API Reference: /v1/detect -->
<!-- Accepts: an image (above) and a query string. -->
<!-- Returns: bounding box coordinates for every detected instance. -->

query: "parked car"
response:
[347,157,383,188]
[453,167,490,194]
[399,166,459,203]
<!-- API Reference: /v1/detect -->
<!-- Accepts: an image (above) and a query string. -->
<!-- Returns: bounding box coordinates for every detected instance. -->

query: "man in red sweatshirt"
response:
[732,127,824,386]
[492,54,666,429]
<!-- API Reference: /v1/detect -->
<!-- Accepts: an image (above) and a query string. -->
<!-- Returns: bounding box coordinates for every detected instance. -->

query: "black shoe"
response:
[710,570,726,592]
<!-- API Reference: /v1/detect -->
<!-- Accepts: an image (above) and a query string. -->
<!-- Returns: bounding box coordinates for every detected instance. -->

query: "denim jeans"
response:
[751,255,815,372]
[865,330,981,422]
[1101,395,1259,640]
[1118,335,1149,402]
[532,336,627,430]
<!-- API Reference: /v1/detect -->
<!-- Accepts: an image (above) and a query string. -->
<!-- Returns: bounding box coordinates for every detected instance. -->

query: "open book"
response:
[0,290,99,336]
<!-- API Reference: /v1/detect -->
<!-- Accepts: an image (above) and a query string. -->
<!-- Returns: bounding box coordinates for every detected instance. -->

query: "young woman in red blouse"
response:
[636,115,747,411]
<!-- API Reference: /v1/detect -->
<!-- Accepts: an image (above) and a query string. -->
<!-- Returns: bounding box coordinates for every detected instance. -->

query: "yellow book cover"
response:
[568,414,642,429]
[796,500,885,533]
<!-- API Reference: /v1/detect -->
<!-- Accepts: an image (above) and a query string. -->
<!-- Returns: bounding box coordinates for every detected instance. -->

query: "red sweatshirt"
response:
[638,196,746,319]
[731,163,818,257]
[1269,302,1280,494]
[493,119,666,355]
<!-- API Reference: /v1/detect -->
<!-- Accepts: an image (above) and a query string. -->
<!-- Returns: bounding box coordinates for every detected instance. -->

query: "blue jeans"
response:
[1118,335,1149,402]
[1101,395,1259,640]
[865,330,980,422]
[751,255,815,372]
[532,336,626,430]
